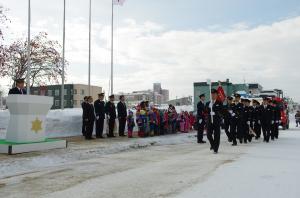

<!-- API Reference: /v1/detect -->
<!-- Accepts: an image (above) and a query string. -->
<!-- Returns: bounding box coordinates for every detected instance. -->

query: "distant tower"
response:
[153,83,162,94]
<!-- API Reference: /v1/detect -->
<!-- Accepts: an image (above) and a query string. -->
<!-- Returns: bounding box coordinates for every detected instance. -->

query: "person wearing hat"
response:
[117,95,127,137]
[242,99,253,143]
[196,94,206,144]
[94,93,106,138]
[261,97,273,143]
[223,96,234,143]
[8,78,27,95]
[105,95,117,138]
[205,89,224,154]
[270,100,280,140]
[231,93,244,145]
[252,100,262,139]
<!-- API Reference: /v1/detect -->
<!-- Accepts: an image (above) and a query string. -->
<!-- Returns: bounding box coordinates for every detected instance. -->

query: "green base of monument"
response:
[0,139,67,155]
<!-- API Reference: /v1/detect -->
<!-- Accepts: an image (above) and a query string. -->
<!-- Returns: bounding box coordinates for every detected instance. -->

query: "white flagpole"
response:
[207,79,213,124]
[26,0,31,95]
[110,0,114,95]
[61,0,66,109]
[88,0,92,96]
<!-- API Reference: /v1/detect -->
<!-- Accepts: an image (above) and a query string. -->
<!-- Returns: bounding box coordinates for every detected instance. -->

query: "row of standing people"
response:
[197,90,282,154]
[82,94,197,140]
[81,94,127,140]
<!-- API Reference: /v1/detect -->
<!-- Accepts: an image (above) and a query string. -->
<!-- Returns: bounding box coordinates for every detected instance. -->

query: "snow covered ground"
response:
[0,111,299,198]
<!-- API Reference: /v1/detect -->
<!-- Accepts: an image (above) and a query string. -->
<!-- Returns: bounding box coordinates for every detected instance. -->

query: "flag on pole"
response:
[217,81,226,103]
[113,0,125,6]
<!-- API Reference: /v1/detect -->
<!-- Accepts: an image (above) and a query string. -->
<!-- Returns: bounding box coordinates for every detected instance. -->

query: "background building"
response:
[193,79,262,110]
[116,83,170,107]
[31,84,102,109]
[167,96,193,106]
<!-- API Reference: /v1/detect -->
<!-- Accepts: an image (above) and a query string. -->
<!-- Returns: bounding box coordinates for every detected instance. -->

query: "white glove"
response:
[279,120,282,124]
[247,121,250,125]
[210,112,215,116]
[199,119,202,124]
[252,122,255,126]
[271,121,274,124]
[275,120,279,123]
[107,115,110,120]
[229,110,233,114]
[231,113,236,117]
[96,116,99,120]
[258,120,261,124]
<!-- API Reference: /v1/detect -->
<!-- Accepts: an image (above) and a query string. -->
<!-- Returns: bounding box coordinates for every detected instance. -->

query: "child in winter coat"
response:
[189,112,195,130]
[149,110,158,136]
[127,110,135,138]
[179,113,186,132]
[184,111,190,133]
[137,110,147,137]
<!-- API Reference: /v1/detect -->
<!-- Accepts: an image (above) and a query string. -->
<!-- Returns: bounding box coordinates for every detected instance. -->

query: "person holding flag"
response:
[205,89,224,154]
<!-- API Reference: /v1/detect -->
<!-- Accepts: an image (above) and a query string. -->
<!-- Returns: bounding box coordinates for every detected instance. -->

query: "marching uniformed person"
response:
[261,97,273,143]
[252,100,262,139]
[223,96,234,142]
[205,89,223,154]
[230,93,244,146]
[94,93,106,138]
[105,95,117,138]
[270,100,281,140]
[196,94,206,144]
[8,78,27,95]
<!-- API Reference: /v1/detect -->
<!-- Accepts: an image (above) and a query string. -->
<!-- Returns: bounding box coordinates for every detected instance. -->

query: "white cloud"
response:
[2,14,300,102]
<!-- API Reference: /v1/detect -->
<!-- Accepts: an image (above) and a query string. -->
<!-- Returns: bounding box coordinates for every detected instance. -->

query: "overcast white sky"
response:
[1,0,300,102]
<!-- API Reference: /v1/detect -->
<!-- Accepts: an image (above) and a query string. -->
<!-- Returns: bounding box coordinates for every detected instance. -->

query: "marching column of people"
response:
[196,89,283,154]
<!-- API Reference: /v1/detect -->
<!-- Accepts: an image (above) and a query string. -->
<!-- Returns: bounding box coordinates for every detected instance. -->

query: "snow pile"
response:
[0,105,195,138]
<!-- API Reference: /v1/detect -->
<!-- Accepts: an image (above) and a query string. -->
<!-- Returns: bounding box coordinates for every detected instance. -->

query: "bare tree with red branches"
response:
[0,32,67,87]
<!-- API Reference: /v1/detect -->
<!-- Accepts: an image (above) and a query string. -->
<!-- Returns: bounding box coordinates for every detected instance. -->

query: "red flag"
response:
[217,84,226,103]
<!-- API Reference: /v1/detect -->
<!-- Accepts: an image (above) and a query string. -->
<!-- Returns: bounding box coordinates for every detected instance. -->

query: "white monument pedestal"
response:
[0,95,67,154]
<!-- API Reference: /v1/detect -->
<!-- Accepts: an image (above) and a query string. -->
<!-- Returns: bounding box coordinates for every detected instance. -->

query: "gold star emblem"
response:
[31,118,43,133]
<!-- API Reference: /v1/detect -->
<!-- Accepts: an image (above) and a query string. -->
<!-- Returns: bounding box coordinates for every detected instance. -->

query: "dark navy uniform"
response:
[223,103,233,142]
[94,99,106,138]
[81,100,88,136]
[197,99,206,143]
[85,102,95,139]
[231,102,244,145]
[261,104,273,142]
[105,100,117,137]
[252,105,262,139]
[205,100,223,153]
[117,101,127,136]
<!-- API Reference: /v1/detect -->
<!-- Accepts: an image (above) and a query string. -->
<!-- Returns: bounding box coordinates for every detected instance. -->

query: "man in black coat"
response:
[252,100,262,139]
[8,78,27,95]
[81,96,88,136]
[205,89,223,154]
[196,94,206,143]
[261,98,274,143]
[223,96,234,143]
[94,93,106,138]
[270,100,281,140]
[117,95,127,137]
[105,95,117,138]
[230,94,244,146]
[85,96,95,140]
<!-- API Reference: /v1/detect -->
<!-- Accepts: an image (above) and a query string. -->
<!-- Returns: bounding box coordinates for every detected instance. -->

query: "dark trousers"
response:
[82,119,86,136]
[262,123,271,142]
[86,121,94,138]
[254,122,261,138]
[118,117,127,136]
[243,123,250,143]
[96,118,104,137]
[272,123,279,139]
[231,118,243,144]
[224,118,231,141]
[108,118,115,137]
[197,120,205,143]
[207,122,221,152]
